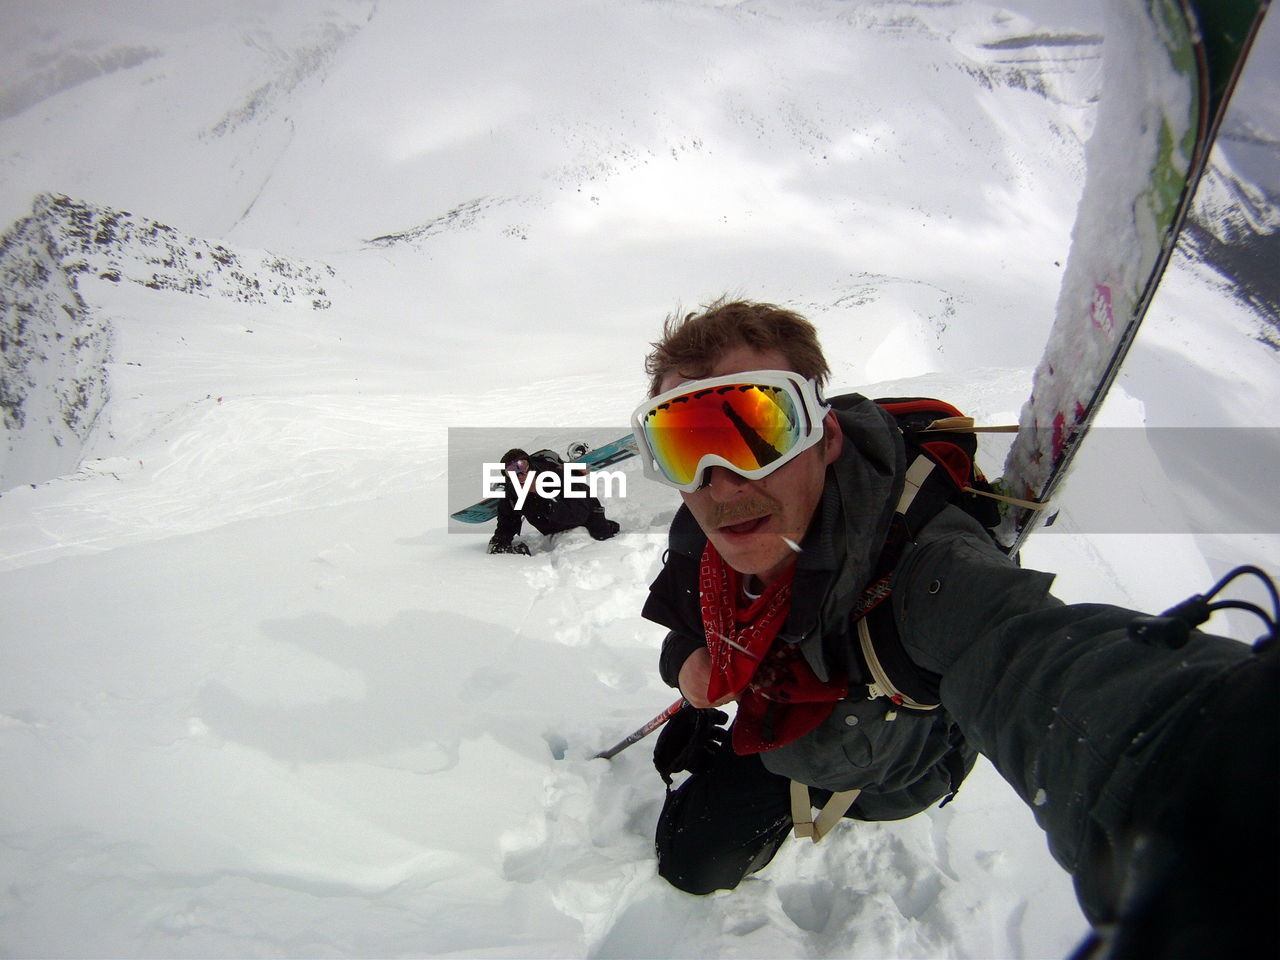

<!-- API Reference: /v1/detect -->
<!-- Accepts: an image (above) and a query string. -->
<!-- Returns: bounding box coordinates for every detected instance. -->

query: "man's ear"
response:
[821,410,843,466]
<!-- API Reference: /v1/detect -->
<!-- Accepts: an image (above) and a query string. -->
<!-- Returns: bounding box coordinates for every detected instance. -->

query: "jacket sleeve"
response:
[659,631,705,688]
[644,560,706,689]
[893,528,1271,944]
[641,521,708,689]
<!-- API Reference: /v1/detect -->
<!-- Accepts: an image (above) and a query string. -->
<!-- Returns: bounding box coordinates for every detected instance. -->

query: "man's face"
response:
[657,344,842,585]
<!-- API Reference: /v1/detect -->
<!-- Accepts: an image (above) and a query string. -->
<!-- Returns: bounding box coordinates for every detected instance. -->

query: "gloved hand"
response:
[652,703,730,785]
[589,519,620,541]
[587,504,620,541]
[487,536,531,555]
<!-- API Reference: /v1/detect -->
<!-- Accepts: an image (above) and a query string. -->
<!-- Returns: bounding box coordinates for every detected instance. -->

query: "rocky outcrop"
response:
[33,193,335,309]
[1181,158,1280,345]
[0,193,336,489]
[0,199,110,489]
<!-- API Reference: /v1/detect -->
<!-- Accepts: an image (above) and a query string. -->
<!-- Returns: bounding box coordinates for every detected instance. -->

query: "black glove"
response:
[653,704,729,785]
[589,519,620,541]
[586,503,620,541]
[487,536,531,555]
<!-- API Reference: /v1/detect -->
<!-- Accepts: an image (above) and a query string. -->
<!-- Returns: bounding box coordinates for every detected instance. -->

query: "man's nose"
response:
[703,465,749,501]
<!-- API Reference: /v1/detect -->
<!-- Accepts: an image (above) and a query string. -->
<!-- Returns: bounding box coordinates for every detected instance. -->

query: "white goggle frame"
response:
[630,369,831,492]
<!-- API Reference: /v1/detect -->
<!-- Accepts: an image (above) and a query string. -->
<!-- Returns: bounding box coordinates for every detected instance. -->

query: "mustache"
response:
[709,495,780,528]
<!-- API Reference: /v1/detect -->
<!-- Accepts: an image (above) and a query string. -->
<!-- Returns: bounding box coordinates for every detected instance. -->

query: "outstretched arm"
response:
[894,529,1276,955]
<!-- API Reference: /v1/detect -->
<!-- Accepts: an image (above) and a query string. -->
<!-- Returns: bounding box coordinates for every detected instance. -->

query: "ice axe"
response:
[593,698,685,760]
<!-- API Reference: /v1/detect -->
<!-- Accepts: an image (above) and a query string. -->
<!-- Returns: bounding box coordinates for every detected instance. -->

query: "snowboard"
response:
[995,0,1269,554]
[449,433,640,524]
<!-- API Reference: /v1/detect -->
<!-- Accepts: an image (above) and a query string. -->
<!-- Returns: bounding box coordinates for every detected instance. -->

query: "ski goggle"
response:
[630,370,831,492]
[505,459,529,478]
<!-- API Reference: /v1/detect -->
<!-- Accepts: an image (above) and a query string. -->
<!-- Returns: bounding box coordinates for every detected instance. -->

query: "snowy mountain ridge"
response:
[1183,155,1280,337]
[1191,153,1280,241]
[23,192,337,308]
[0,191,336,488]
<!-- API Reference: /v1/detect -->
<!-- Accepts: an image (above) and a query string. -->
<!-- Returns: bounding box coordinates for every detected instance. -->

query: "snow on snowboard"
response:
[995,0,1269,553]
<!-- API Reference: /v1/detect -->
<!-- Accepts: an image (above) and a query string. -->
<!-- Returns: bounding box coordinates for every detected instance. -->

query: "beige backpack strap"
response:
[858,618,939,712]
[961,485,1052,511]
[790,781,862,843]
[920,417,1018,434]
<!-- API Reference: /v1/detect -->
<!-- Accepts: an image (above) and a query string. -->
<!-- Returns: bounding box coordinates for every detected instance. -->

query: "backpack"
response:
[528,448,564,466]
[873,396,1008,545]
[831,395,1018,715]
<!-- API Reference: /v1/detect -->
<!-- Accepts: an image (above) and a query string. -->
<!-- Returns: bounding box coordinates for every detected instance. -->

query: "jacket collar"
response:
[781,394,904,678]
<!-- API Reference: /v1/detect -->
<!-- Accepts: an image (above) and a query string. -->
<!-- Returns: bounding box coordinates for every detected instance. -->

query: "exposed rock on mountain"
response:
[1,197,110,488]
[0,193,336,488]
[31,193,336,308]
[1181,156,1280,345]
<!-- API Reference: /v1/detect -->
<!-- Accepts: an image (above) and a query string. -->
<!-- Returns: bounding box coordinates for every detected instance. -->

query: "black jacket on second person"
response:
[495,450,608,543]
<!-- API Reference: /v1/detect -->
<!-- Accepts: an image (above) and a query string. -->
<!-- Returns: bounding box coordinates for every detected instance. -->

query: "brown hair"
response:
[643,298,831,396]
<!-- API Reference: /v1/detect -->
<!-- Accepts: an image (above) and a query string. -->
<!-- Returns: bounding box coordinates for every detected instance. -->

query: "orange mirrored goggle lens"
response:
[639,382,804,487]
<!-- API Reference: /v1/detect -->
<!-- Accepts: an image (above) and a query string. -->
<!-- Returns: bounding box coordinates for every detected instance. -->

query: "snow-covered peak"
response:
[31,192,337,309]
[1191,150,1280,243]
[0,191,338,488]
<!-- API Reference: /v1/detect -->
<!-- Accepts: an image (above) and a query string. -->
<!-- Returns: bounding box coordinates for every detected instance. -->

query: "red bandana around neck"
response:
[699,542,848,754]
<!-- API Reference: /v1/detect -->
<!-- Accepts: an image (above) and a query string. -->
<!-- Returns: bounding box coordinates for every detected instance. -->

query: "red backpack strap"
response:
[874,397,1003,535]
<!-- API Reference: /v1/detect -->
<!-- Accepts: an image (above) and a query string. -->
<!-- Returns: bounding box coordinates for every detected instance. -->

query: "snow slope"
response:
[1,1,1277,957]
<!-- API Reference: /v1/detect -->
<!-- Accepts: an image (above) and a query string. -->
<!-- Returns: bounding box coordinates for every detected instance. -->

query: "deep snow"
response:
[1,1,1277,957]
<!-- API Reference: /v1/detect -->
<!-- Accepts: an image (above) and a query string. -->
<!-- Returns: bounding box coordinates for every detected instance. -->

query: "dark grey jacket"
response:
[643,393,1275,954]
[645,395,985,809]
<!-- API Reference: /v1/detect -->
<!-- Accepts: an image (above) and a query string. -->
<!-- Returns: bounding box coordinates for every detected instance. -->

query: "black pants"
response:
[655,746,971,895]
[526,495,610,537]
